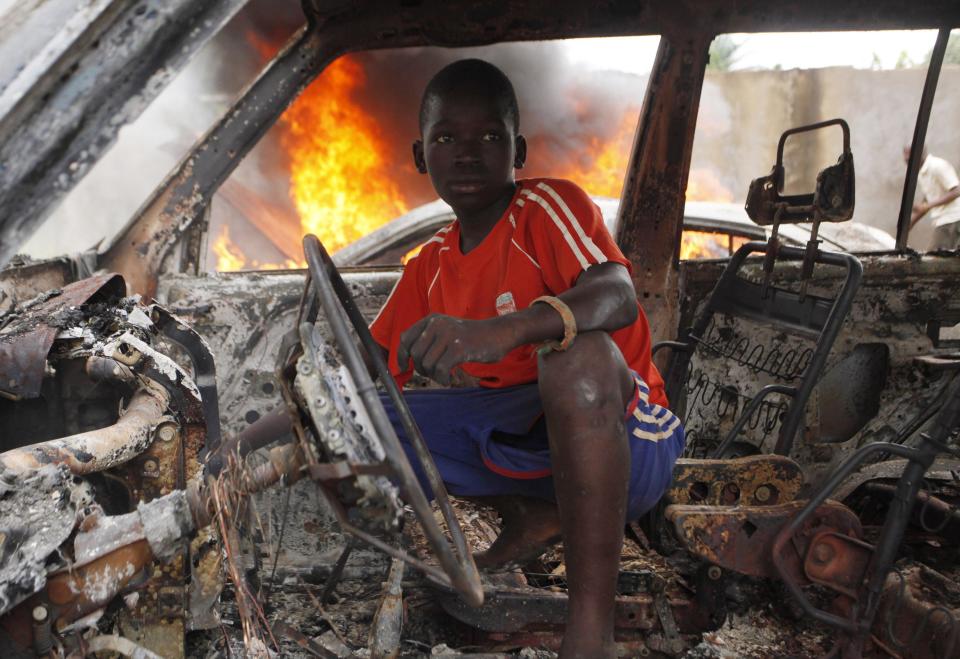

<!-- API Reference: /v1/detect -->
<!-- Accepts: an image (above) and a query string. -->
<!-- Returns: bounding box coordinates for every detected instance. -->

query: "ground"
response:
[181,498,859,658]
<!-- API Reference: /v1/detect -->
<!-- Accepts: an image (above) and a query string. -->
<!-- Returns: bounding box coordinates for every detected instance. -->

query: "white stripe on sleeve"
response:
[536,182,608,263]
[521,189,591,269]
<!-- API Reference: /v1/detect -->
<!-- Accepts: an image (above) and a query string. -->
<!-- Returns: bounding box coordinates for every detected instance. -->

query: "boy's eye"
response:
[435,135,453,144]
[481,132,501,142]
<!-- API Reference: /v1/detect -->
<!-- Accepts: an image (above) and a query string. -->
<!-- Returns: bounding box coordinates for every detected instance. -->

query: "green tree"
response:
[895,50,915,69]
[708,35,740,72]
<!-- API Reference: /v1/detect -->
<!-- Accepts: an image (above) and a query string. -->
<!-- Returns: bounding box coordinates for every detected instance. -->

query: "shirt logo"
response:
[495,291,517,316]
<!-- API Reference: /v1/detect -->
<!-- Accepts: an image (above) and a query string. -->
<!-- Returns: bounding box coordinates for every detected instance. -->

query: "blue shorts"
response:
[380,373,684,521]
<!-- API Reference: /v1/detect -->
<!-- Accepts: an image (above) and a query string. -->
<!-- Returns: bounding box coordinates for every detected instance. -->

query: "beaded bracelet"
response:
[531,295,577,354]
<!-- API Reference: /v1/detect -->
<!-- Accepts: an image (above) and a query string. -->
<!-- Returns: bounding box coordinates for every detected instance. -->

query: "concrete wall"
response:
[693,65,960,249]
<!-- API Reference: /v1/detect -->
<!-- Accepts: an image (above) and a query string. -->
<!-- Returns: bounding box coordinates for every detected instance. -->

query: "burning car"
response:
[331,198,895,267]
[1,1,959,658]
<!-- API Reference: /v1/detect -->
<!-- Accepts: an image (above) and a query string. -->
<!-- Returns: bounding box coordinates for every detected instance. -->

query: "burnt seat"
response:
[656,119,863,460]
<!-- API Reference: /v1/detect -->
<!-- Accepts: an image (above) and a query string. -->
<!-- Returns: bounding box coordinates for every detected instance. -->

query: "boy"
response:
[371,59,684,658]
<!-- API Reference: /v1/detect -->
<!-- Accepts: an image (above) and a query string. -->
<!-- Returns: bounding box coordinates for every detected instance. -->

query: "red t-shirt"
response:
[370,178,668,408]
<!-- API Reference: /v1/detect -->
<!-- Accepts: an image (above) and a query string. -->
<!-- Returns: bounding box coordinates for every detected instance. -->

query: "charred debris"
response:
[2,1,960,657]
[1,199,959,657]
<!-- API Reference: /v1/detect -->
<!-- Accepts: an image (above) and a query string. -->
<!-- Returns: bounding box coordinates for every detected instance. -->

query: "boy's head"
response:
[413,59,526,216]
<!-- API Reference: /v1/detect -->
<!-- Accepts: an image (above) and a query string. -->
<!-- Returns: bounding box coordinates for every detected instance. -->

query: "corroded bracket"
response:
[666,455,805,507]
[666,499,862,579]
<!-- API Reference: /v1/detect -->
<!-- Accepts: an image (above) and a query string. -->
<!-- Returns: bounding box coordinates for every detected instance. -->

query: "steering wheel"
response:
[297,234,483,607]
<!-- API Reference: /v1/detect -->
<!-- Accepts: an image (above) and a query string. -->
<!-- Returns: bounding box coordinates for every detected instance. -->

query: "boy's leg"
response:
[538,330,634,658]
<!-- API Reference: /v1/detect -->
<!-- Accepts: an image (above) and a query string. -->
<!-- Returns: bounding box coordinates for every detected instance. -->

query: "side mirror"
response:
[746,118,855,226]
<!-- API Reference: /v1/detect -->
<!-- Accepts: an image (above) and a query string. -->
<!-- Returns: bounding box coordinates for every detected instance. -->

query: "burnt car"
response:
[332,197,895,267]
[0,2,959,658]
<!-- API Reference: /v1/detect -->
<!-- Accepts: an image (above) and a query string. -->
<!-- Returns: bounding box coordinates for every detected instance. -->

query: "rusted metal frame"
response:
[301,234,484,607]
[0,272,125,400]
[150,304,222,457]
[896,28,951,250]
[711,384,797,458]
[319,538,356,605]
[766,118,853,221]
[100,24,336,298]
[671,239,862,456]
[848,377,960,649]
[667,499,862,580]
[666,454,805,506]
[206,410,295,478]
[772,441,921,632]
[864,482,960,541]
[303,0,960,39]
[803,532,873,599]
[615,31,711,348]
[880,567,959,657]
[368,557,405,657]
[0,0,248,267]
[0,384,170,475]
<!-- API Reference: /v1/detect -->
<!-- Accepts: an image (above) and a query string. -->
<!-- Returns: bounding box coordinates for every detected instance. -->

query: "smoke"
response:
[343,42,649,204]
[205,7,651,267]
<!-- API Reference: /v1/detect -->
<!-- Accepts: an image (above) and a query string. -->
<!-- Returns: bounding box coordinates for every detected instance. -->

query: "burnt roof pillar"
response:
[615,32,711,352]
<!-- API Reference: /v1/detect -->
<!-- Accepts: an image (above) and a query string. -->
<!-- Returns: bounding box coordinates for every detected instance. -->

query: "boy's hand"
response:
[397,314,514,386]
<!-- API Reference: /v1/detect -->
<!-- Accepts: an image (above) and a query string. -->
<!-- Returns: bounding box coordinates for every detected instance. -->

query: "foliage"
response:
[708,35,741,72]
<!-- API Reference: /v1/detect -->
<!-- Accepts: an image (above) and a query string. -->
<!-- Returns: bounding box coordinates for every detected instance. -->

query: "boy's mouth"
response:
[448,179,487,194]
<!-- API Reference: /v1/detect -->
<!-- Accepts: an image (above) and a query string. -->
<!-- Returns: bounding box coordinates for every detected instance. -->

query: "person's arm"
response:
[397,261,636,386]
[912,185,960,226]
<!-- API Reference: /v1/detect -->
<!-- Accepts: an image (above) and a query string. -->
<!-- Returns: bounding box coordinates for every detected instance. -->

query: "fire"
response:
[213,50,741,270]
[213,224,300,271]
[553,113,637,198]
[680,231,747,260]
[281,56,408,254]
[213,226,247,271]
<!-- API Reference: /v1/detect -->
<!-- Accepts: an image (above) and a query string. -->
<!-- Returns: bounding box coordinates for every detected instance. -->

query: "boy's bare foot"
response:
[469,496,563,569]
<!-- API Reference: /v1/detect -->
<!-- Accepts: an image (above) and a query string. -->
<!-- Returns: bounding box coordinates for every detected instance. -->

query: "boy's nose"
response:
[453,142,482,166]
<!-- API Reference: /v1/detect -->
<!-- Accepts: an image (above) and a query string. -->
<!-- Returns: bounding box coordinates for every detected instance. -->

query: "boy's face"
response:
[413,88,525,217]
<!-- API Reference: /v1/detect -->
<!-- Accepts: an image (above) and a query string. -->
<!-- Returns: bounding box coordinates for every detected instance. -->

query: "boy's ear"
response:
[412,140,427,174]
[514,134,527,170]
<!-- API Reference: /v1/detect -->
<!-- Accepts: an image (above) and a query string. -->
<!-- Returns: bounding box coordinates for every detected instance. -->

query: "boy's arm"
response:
[398,261,636,386]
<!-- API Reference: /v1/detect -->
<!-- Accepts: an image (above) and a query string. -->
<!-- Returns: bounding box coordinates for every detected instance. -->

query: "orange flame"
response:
[281,56,409,254]
[213,225,247,271]
[213,224,300,272]
[553,112,636,199]
[215,50,740,269]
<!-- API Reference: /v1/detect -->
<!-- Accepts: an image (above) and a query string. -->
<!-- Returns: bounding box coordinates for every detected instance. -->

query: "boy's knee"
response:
[538,331,631,408]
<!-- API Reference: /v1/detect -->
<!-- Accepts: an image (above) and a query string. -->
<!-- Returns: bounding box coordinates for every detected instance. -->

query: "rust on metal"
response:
[802,531,873,599]
[0,385,170,475]
[875,565,960,659]
[615,32,711,348]
[46,540,154,627]
[666,500,862,579]
[667,455,804,506]
[0,273,124,399]
[368,558,405,659]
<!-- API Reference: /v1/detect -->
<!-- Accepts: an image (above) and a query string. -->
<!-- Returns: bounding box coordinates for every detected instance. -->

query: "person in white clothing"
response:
[903,145,960,250]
